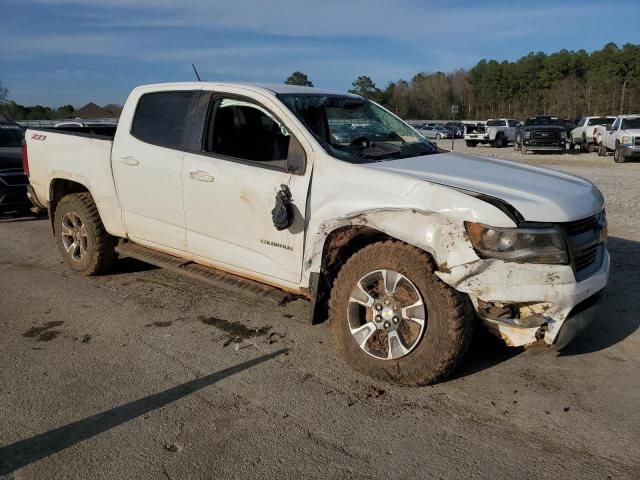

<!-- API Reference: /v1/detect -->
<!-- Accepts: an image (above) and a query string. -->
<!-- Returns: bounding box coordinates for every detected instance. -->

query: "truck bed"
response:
[25,127,124,236]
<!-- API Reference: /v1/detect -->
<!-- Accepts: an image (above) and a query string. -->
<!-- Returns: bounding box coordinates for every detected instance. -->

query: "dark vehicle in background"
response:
[514,116,567,154]
[0,115,30,213]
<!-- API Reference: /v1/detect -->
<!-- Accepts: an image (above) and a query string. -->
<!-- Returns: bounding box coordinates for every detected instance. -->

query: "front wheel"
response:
[54,192,117,276]
[436,133,442,139]
[614,144,625,163]
[329,241,472,386]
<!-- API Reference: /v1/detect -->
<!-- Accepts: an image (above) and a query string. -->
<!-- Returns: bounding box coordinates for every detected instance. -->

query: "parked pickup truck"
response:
[24,82,609,385]
[597,114,640,163]
[570,116,615,153]
[464,119,519,148]
[514,116,567,154]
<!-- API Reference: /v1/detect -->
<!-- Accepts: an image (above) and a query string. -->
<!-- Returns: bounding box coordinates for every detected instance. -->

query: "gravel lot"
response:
[1,141,639,479]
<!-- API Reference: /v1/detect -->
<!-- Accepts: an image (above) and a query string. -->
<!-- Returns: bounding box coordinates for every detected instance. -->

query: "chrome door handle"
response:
[119,156,139,166]
[190,170,214,182]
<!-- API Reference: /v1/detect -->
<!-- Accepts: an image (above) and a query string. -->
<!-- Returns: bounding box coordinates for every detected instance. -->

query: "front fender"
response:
[304,207,480,277]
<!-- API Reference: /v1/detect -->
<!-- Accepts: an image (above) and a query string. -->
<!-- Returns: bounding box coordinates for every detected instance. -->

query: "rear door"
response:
[181,91,312,286]
[112,90,197,252]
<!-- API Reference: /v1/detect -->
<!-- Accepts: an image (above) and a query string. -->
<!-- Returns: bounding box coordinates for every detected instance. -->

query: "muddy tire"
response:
[494,135,505,148]
[328,241,472,386]
[54,193,117,276]
[587,142,596,153]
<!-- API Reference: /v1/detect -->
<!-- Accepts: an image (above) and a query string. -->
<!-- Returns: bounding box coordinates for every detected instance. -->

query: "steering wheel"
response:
[349,136,372,148]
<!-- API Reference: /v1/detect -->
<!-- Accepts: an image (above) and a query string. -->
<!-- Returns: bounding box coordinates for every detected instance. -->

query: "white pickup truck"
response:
[24,82,609,385]
[569,116,615,152]
[597,114,640,163]
[464,119,519,148]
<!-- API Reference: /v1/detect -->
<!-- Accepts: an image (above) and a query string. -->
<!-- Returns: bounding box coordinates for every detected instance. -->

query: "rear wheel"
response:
[494,135,505,148]
[598,143,606,157]
[329,241,472,386]
[587,143,596,153]
[54,193,117,276]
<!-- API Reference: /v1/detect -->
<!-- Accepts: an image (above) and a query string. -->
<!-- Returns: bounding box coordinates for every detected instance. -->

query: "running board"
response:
[115,241,294,305]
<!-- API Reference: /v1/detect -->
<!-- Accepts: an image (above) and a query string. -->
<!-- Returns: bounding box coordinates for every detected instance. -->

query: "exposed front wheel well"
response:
[310,226,438,325]
[48,179,90,234]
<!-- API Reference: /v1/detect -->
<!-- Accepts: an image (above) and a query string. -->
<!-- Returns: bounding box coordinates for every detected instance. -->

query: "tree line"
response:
[287,42,640,120]
[0,98,122,121]
[2,42,637,121]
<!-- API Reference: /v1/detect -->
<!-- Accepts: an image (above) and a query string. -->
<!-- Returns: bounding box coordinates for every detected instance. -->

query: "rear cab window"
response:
[131,91,195,148]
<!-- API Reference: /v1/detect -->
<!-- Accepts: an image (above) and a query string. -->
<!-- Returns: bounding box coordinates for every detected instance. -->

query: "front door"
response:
[112,90,196,252]
[182,94,311,286]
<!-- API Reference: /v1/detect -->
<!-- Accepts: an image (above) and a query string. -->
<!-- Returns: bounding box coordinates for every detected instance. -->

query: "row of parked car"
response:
[457,114,640,162]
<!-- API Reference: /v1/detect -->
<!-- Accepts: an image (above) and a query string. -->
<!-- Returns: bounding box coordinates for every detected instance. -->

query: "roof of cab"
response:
[132,82,359,97]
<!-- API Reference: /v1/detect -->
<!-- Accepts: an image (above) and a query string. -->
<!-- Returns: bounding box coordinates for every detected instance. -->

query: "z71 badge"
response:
[31,133,47,141]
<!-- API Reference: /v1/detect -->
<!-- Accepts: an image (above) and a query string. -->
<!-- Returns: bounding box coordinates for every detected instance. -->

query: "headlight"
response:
[524,131,531,139]
[621,136,632,145]
[465,222,568,264]
[561,130,567,139]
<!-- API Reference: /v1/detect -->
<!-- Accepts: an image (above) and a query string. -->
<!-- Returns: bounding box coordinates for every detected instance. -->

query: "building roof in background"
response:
[74,102,116,119]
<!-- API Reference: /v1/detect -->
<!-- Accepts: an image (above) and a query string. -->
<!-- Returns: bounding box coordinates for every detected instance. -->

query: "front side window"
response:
[611,118,620,130]
[204,98,292,167]
[131,91,194,148]
[278,94,437,164]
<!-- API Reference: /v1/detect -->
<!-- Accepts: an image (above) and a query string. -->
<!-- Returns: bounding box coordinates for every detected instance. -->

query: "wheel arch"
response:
[48,178,90,235]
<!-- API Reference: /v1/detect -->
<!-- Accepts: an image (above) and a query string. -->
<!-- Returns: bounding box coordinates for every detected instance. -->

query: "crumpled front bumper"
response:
[436,250,610,347]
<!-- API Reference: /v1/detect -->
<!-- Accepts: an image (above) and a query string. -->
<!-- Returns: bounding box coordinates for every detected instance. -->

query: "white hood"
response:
[365,152,604,222]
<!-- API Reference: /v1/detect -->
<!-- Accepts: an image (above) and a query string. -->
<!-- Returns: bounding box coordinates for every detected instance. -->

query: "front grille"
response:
[563,214,598,235]
[0,168,28,187]
[635,137,640,147]
[559,212,607,281]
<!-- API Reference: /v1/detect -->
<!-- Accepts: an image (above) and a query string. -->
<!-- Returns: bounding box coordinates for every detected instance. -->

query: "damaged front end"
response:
[437,212,609,348]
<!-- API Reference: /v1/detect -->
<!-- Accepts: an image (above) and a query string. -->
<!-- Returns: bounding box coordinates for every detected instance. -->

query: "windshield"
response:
[621,117,640,130]
[277,94,438,163]
[587,117,614,127]
[524,117,563,126]
[0,126,25,148]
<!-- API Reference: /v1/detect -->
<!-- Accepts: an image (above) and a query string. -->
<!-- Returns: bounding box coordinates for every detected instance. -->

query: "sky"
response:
[1,0,639,107]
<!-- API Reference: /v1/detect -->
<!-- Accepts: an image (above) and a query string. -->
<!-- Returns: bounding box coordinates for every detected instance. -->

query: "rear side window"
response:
[131,91,194,148]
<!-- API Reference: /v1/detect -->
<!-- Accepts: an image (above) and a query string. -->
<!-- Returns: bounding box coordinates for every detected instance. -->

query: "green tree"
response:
[284,71,313,87]
[348,76,382,102]
[0,82,8,105]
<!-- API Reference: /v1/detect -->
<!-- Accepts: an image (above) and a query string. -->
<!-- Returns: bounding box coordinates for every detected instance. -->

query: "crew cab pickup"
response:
[24,82,609,385]
[464,119,519,148]
[570,116,615,153]
[515,116,567,154]
[597,114,640,163]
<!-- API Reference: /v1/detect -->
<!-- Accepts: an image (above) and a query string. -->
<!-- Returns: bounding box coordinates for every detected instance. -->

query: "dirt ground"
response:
[1,140,639,479]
